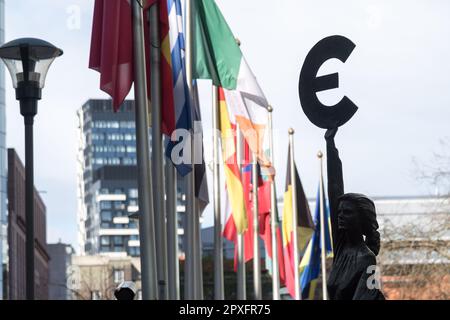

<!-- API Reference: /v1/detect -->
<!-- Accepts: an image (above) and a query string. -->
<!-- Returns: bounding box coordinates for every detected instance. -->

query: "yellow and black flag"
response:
[282,145,315,298]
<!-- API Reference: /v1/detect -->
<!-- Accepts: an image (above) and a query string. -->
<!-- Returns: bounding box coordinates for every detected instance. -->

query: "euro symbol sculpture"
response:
[298,35,357,129]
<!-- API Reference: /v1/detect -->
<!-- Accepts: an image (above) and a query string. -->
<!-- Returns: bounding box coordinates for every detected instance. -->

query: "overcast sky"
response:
[4,0,450,251]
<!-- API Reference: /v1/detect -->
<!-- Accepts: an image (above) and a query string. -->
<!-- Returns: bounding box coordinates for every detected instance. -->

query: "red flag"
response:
[89,0,175,135]
[89,0,133,111]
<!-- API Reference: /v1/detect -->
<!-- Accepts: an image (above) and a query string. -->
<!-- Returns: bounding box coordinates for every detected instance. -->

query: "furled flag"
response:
[191,0,272,174]
[300,181,333,300]
[192,82,209,213]
[223,139,254,271]
[281,146,315,299]
[219,87,247,234]
[260,185,287,285]
[89,0,133,110]
[166,0,192,175]
[89,0,175,135]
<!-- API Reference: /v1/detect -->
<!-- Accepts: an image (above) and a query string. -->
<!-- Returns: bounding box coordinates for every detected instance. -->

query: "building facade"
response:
[0,0,6,300]
[69,255,142,300]
[77,99,186,258]
[47,242,75,300]
[7,149,49,300]
[77,100,138,257]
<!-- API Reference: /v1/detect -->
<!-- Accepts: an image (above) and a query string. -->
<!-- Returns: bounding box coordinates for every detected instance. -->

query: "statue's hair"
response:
[338,193,381,256]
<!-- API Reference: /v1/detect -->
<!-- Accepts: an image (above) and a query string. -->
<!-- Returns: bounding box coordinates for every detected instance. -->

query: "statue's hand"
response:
[325,127,338,140]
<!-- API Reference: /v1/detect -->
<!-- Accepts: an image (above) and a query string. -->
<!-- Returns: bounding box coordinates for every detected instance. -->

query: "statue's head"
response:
[337,193,381,255]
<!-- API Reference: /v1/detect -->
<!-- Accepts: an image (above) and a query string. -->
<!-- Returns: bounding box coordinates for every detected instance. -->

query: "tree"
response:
[380,139,450,299]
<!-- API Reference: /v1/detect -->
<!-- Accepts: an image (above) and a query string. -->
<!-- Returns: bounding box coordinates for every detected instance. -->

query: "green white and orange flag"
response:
[219,87,247,234]
[192,0,272,173]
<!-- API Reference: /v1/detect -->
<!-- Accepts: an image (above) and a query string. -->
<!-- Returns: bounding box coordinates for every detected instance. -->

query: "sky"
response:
[4,0,450,252]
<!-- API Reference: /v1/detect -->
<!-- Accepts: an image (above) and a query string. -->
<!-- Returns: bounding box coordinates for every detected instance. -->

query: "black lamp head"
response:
[0,37,63,89]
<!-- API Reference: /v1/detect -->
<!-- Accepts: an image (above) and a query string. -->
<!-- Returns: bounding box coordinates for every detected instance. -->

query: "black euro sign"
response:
[298,35,358,129]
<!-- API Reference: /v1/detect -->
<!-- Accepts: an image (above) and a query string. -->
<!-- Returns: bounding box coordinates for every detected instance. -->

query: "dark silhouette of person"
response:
[325,127,385,300]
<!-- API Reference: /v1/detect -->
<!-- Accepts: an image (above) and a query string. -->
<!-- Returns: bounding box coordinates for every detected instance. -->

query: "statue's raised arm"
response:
[325,127,343,250]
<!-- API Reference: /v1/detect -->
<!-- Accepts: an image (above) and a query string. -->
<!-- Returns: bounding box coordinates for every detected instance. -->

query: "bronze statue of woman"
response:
[325,127,385,300]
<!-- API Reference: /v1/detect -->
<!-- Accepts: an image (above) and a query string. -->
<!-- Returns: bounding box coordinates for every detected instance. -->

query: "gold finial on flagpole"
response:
[288,128,294,135]
[317,150,323,158]
[267,105,273,113]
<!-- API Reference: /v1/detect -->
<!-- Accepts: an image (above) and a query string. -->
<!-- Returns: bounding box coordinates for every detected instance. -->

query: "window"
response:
[129,189,138,198]
[100,236,110,245]
[91,291,102,300]
[114,202,125,210]
[100,222,110,229]
[101,211,112,222]
[129,221,137,229]
[100,201,112,209]
[108,121,119,129]
[122,158,134,165]
[114,211,124,217]
[128,199,138,207]
[126,146,136,153]
[114,236,124,245]
[113,269,125,284]
[129,247,139,257]
[130,235,139,241]
[100,245,111,253]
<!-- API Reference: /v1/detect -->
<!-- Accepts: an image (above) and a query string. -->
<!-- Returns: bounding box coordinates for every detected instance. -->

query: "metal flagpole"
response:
[192,83,203,300]
[212,85,225,299]
[131,0,158,300]
[267,106,280,300]
[165,152,180,300]
[233,37,246,301]
[252,152,262,299]
[318,151,328,300]
[148,2,168,300]
[184,0,198,300]
[288,128,301,300]
[236,124,246,300]
[195,204,203,299]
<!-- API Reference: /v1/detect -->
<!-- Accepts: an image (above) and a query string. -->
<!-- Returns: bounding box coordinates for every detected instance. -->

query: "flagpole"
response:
[236,124,246,300]
[318,151,328,300]
[288,128,301,300]
[267,106,280,300]
[165,153,180,300]
[131,0,158,300]
[194,193,203,299]
[148,2,169,300]
[252,151,262,299]
[184,0,199,300]
[212,85,225,299]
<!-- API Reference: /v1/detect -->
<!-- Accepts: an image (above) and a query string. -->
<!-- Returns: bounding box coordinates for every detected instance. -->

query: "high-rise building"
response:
[0,0,6,300]
[47,241,75,300]
[7,149,49,300]
[77,99,186,258]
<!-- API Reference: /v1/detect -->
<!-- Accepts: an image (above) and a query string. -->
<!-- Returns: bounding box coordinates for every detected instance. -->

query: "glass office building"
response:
[77,100,139,257]
[77,99,186,258]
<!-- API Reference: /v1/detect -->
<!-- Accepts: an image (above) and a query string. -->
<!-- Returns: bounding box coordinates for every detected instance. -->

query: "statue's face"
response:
[337,200,361,233]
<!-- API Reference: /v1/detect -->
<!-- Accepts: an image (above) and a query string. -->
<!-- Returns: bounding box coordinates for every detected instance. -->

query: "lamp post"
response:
[0,38,62,300]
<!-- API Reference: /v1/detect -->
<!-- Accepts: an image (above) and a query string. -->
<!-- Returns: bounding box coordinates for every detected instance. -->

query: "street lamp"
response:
[0,38,62,300]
